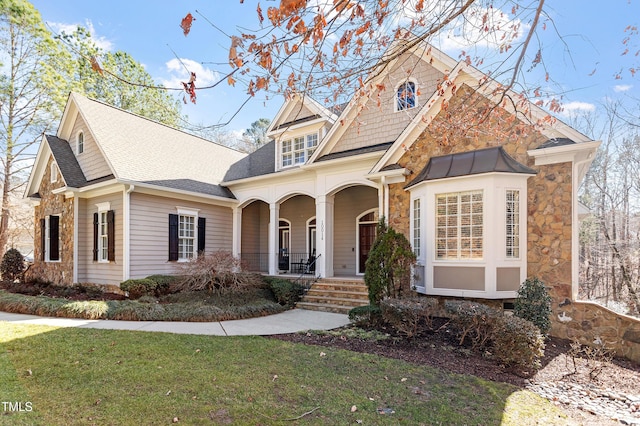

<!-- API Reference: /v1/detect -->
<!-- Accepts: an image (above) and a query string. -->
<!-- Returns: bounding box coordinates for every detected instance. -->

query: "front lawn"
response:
[0,323,571,425]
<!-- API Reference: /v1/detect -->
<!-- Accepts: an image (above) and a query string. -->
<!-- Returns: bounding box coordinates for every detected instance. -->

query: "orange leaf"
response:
[227,75,236,86]
[257,3,264,24]
[90,57,103,76]
[180,13,195,36]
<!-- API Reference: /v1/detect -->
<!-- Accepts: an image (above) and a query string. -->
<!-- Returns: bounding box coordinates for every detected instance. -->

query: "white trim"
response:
[123,185,133,281]
[95,202,111,212]
[50,162,58,183]
[306,216,317,255]
[44,214,61,263]
[175,207,199,262]
[73,197,78,283]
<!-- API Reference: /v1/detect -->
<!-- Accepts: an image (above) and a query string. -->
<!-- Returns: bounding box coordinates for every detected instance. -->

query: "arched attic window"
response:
[77,131,84,154]
[396,80,417,111]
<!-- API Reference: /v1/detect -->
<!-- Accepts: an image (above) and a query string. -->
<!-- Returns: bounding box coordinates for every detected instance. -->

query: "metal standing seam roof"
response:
[405,146,537,188]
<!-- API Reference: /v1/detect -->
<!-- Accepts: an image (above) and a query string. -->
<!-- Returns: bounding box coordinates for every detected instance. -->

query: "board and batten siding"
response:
[129,192,233,278]
[70,114,113,181]
[333,186,378,275]
[77,194,123,284]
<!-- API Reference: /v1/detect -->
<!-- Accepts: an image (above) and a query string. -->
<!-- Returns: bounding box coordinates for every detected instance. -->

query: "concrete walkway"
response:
[0,309,350,336]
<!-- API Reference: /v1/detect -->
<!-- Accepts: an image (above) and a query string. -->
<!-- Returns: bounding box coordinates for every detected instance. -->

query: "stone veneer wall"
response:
[386,84,640,363]
[27,155,74,285]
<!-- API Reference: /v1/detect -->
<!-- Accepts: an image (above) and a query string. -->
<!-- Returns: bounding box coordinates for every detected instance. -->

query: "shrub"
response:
[491,314,545,369]
[348,304,382,327]
[514,277,552,335]
[265,277,304,307]
[145,274,180,296]
[120,278,157,299]
[1,248,25,282]
[380,297,438,338]
[172,251,262,294]
[364,219,416,305]
[445,300,500,350]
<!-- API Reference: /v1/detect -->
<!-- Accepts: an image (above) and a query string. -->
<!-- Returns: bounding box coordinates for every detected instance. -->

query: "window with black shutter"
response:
[198,217,206,255]
[49,215,60,261]
[168,213,179,261]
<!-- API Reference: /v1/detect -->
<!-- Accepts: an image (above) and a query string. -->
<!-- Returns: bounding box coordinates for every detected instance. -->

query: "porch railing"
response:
[240,252,317,275]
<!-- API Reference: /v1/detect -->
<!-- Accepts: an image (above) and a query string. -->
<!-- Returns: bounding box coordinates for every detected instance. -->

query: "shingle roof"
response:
[223,140,276,182]
[46,135,88,188]
[141,179,235,198]
[406,146,536,188]
[315,142,394,162]
[536,137,576,149]
[71,93,246,198]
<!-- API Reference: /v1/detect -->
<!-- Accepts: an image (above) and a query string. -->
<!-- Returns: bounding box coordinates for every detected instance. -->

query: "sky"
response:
[28,0,640,139]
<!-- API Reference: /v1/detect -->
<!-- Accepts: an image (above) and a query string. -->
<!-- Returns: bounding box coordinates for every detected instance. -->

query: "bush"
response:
[380,297,438,338]
[173,251,262,294]
[514,277,552,335]
[492,315,545,369]
[120,278,157,299]
[445,300,500,350]
[1,248,25,282]
[348,304,382,327]
[364,219,416,305]
[145,274,180,296]
[265,277,304,307]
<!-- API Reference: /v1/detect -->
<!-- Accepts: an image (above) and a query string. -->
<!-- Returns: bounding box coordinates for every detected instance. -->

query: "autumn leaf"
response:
[90,57,103,76]
[180,13,195,36]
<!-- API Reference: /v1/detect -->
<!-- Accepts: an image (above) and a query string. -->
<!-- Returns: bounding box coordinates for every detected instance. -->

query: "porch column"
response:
[316,194,334,278]
[232,206,242,258]
[268,202,279,275]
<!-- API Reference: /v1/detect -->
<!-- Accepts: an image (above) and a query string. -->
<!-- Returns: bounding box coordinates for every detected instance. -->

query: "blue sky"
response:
[29,0,639,137]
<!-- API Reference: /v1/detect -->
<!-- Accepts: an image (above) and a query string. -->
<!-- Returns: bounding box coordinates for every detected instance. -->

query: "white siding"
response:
[330,54,444,154]
[70,114,113,181]
[77,193,124,284]
[129,193,233,278]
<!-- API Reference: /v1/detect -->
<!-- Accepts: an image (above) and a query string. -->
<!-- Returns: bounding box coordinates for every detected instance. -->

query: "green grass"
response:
[0,323,572,425]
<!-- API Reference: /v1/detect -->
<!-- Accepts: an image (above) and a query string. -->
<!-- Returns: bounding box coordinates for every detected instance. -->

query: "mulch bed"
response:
[0,281,126,301]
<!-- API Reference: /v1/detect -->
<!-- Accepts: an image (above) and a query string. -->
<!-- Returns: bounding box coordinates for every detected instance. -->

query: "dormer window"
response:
[396,80,417,111]
[280,132,319,168]
[77,131,84,154]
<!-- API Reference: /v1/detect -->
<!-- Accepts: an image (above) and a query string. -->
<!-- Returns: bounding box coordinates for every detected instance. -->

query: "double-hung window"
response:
[169,209,205,261]
[505,190,520,258]
[41,215,60,262]
[178,214,195,260]
[280,132,319,168]
[93,203,115,262]
[436,190,483,260]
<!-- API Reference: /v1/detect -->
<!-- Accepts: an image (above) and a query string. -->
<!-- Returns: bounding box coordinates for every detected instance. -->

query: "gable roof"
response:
[223,140,276,182]
[405,146,536,188]
[46,135,88,188]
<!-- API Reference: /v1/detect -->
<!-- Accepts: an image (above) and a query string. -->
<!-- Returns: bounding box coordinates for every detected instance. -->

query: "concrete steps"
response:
[297,278,369,314]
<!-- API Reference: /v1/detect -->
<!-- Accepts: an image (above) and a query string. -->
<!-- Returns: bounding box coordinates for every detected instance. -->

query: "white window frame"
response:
[505,189,520,259]
[77,131,84,154]
[96,202,111,263]
[45,214,60,262]
[280,132,319,169]
[412,198,421,258]
[50,162,58,183]
[435,190,484,260]
[176,207,198,262]
[395,79,418,112]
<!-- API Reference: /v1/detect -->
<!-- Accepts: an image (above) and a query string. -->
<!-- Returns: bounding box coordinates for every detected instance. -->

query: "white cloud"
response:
[47,20,114,51]
[614,84,632,93]
[162,58,219,89]
[559,101,596,117]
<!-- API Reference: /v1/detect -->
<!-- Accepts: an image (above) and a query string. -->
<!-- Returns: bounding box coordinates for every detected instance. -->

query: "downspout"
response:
[73,193,79,284]
[123,184,134,281]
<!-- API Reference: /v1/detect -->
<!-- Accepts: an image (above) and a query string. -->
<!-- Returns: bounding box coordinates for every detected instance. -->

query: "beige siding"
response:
[282,103,316,125]
[77,193,124,285]
[70,114,113,181]
[330,54,444,154]
[241,201,269,254]
[279,195,315,253]
[129,193,233,278]
[333,186,378,275]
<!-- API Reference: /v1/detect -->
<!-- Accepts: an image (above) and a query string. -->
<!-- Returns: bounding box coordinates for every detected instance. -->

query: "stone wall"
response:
[553,299,640,363]
[27,155,74,285]
[388,84,573,302]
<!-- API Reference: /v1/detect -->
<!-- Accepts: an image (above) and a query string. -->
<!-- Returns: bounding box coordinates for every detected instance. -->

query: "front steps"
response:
[297,278,369,314]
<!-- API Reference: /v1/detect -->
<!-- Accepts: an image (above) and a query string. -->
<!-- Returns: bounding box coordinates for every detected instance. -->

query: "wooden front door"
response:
[359,223,376,273]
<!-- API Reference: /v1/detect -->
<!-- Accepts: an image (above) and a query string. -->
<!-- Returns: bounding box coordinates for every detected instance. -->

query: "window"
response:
[436,190,483,260]
[169,210,205,261]
[506,190,520,258]
[93,204,115,262]
[413,198,421,257]
[77,132,84,154]
[50,162,58,183]
[280,132,319,168]
[396,80,416,111]
[41,215,60,262]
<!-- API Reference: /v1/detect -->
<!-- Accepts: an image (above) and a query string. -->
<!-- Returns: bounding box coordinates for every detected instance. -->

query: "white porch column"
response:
[268,202,279,275]
[316,194,335,278]
[232,206,242,258]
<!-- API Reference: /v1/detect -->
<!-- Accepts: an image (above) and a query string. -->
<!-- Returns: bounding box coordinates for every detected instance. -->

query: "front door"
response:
[358,222,376,273]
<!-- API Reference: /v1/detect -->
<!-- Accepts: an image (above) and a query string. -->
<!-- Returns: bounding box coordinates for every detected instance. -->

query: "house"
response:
[25,42,599,310]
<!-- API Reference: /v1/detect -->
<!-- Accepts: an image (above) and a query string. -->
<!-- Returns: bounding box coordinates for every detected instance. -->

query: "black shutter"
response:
[168,214,178,261]
[40,218,46,261]
[93,213,99,261]
[197,217,206,256]
[49,215,59,261]
[107,210,115,261]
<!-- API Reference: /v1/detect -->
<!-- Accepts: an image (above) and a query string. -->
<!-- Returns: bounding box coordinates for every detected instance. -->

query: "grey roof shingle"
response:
[315,142,394,162]
[223,141,276,182]
[406,146,536,188]
[141,179,235,198]
[46,135,88,188]
[536,137,576,149]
